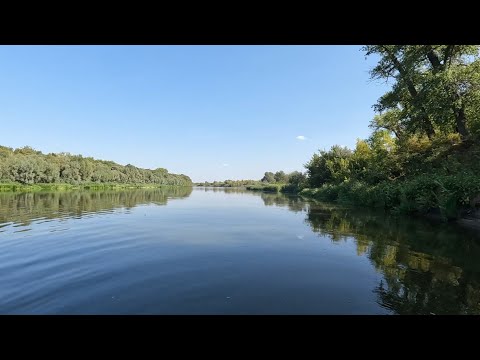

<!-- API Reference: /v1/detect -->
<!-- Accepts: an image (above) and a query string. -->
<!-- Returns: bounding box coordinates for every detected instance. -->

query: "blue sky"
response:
[0,45,387,182]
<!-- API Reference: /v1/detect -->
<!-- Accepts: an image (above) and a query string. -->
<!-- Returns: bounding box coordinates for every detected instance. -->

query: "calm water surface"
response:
[1,187,480,314]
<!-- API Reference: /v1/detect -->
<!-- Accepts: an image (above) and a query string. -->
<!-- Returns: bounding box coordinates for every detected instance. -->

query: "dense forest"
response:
[0,145,192,187]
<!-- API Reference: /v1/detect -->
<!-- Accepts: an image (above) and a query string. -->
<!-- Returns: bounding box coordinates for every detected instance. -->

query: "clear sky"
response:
[0,45,387,182]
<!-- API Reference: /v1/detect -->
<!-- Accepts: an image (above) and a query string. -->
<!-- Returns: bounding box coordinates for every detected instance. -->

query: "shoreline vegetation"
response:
[0,183,191,192]
[0,146,192,192]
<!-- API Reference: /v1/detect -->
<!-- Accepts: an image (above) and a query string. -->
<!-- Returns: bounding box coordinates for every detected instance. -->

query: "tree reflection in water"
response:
[0,187,193,227]
[304,200,480,314]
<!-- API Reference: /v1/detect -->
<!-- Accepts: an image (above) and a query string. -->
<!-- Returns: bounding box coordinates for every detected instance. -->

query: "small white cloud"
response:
[222,163,229,167]
[296,135,306,141]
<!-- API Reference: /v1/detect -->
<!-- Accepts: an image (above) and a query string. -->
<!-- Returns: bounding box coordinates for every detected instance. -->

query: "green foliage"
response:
[363,45,480,139]
[305,145,353,187]
[260,170,290,184]
[281,171,307,193]
[201,170,308,193]
[195,179,260,187]
[261,172,276,183]
[300,172,480,221]
[0,145,192,187]
[246,184,283,193]
[273,171,288,183]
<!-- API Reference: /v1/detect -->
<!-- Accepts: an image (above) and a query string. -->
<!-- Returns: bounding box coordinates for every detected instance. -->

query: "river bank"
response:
[0,183,193,192]
[296,185,480,229]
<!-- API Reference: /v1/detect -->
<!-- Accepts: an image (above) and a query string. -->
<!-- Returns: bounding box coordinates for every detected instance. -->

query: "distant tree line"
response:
[196,170,308,192]
[0,145,192,186]
[261,170,307,191]
[196,179,260,187]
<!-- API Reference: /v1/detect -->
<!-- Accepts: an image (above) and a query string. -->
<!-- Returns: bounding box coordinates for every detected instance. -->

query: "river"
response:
[1,187,479,314]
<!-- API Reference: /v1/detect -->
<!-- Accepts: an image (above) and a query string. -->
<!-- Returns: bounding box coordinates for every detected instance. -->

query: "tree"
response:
[13,146,41,156]
[305,146,353,187]
[274,171,288,183]
[287,171,307,189]
[365,45,436,138]
[420,45,479,138]
[0,146,13,158]
[261,172,275,183]
[363,45,480,139]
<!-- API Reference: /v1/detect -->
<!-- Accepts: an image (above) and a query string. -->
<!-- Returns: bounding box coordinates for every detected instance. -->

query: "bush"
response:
[299,173,480,221]
[246,184,282,192]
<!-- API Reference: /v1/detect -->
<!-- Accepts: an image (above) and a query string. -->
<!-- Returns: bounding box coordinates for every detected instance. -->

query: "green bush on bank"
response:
[246,184,284,192]
[299,173,480,221]
[0,182,190,193]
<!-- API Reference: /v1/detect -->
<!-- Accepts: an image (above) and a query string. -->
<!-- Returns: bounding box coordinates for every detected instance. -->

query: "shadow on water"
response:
[199,187,309,212]
[304,200,480,314]
[0,187,192,228]
[259,192,309,213]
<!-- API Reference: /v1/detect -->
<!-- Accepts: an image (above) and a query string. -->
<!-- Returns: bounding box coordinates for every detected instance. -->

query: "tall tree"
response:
[364,45,480,139]
[365,45,436,138]
[420,45,479,137]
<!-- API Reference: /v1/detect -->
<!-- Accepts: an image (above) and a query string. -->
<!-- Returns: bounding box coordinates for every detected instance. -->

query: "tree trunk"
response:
[455,107,469,138]
[382,46,436,139]
[423,119,436,138]
[425,46,470,138]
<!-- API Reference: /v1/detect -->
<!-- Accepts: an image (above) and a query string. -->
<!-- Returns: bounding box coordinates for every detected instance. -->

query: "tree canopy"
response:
[364,45,480,139]
[0,146,192,186]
